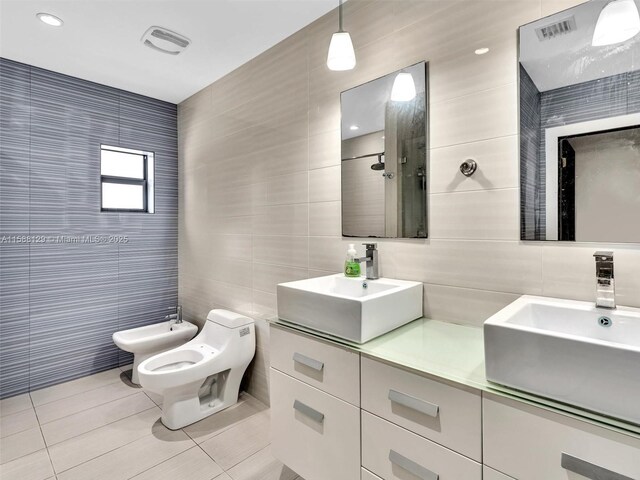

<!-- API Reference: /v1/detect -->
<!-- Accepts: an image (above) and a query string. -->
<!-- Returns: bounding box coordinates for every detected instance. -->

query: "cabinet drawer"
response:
[361,356,481,461]
[483,466,515,480]
[484,394,640,480]
[362,411,482,480]
[361,468,383,480]
[270,368,360,480]
[270,326,360,405]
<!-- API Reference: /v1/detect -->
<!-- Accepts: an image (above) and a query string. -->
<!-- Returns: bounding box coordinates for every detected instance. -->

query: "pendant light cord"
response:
[338,0,343,32]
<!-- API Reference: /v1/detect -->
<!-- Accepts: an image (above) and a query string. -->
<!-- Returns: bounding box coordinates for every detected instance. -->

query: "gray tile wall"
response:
[521,67,640,240]
[0,58,178,399]
[519,65,543,240]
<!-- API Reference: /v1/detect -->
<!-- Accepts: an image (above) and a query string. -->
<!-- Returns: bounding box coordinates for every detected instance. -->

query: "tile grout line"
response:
[29,370,125,408]
[40,395,156,448]
[124,442,201,480]
[47,406,164,476]
[28,387,56,478]
[36,389,141,427]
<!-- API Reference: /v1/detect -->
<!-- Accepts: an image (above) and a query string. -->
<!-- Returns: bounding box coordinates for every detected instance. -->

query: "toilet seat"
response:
[138,344,219,391]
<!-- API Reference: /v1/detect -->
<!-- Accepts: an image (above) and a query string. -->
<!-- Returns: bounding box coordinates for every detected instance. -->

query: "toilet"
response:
[113,320,198,384]
[137,309,255,430]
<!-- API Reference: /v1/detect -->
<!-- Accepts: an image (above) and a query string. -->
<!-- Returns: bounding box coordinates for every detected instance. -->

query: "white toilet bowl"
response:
[138,309,255,430]
[112,320,198,384]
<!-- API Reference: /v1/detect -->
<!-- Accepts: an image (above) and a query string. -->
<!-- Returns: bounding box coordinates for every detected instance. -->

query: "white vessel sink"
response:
[484,295,640,424]
[277,274,423,343]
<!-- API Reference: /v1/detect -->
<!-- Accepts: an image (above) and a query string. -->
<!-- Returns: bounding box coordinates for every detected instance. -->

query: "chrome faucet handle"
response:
[594,251,615,309]
[593,251,614,261]
[593,251,614,278]
[362,243,377,251]
[166,305,183,323]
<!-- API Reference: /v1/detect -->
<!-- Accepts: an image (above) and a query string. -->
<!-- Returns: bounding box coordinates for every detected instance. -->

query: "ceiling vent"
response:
[535,16,577,41]
[141,26,190,55]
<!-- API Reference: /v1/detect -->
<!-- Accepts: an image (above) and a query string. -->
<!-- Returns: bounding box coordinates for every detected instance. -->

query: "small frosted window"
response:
[100,145,154,212]
[101,150,144,179]
[102,183,145,210]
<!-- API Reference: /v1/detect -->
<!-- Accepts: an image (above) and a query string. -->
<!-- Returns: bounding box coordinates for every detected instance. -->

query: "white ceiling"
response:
[0,0,337,103]
[520,0,640,92]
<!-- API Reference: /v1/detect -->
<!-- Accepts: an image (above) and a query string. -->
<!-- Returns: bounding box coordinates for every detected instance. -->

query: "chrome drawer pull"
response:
[561,453,634,480]
[293,352,324,372]
[388,389,439,418]
[389,450,439,480]
[293,400,324,424]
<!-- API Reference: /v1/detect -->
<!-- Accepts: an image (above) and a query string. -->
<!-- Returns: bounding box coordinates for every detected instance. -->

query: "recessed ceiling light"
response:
[350,125,359,131]
[475,47,490,55]
[36,13,64,27]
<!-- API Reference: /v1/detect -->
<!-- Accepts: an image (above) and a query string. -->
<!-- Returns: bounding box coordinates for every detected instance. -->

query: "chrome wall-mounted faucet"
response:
[165,305,183,323]
[594,252,615,309]
[357,243,379,280]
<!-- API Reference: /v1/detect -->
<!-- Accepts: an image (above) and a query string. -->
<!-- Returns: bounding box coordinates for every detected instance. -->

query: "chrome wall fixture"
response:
[460,159,478,177]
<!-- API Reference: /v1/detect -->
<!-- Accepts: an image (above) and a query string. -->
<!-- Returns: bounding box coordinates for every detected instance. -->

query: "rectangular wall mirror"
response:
[519,0,640,242]
[341,62,428,238]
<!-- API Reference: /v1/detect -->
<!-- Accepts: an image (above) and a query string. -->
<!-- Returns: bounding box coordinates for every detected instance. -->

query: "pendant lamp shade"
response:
[327,32,356,71]
[327,0,356,71]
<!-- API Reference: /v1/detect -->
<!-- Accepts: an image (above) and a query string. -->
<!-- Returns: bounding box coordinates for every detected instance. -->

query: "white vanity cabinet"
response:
[269,327,361,480]
[270,325,640,480]
[483,393,640,480]
[270,326,360,406]
[361,356,482,461]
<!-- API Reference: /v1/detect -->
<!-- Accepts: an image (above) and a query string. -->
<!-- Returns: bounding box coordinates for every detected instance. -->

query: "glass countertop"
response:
[269,316,640,439]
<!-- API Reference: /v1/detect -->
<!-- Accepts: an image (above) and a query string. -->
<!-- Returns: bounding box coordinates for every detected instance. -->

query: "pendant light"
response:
[327,0,356,71]
[390,72,416,101]
[592,0,640,46]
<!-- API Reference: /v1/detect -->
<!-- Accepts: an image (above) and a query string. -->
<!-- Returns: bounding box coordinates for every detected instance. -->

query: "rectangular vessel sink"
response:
[484,295,640,425]
[277,274,423,343]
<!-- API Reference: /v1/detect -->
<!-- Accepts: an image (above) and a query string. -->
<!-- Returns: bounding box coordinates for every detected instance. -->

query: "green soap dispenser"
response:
[344,243,361,277]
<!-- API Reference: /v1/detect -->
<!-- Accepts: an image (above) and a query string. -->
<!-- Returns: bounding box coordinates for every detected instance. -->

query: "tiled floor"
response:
[0,366,301,480]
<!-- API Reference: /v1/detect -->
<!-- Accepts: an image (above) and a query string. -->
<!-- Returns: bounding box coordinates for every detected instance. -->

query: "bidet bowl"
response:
[112,320,198,354]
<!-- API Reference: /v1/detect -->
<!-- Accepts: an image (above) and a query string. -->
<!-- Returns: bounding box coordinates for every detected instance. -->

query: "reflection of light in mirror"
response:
[592,0,640,46]
[349,125,359,131]
[475,47,490,55]
[390,72,416,101]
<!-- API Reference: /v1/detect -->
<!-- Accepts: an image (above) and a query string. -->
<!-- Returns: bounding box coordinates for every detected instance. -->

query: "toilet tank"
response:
[207,309,254,328]
[200,310,255,359]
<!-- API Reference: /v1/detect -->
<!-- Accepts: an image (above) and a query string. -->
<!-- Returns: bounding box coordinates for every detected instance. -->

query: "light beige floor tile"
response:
[41,392,155,446]
[227,445,298,480]
[183,393,267,444]
[131,446,223,480]
[0,426,45,464]
[30,368,123,407]
[56,427,194,480]
[0,407,39,438]
[36,379,138,425]
[48,406,161,473]
[199,410,270,470]
[0,394,33,418]
[0,449,54,480]
[143,390,164,407]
